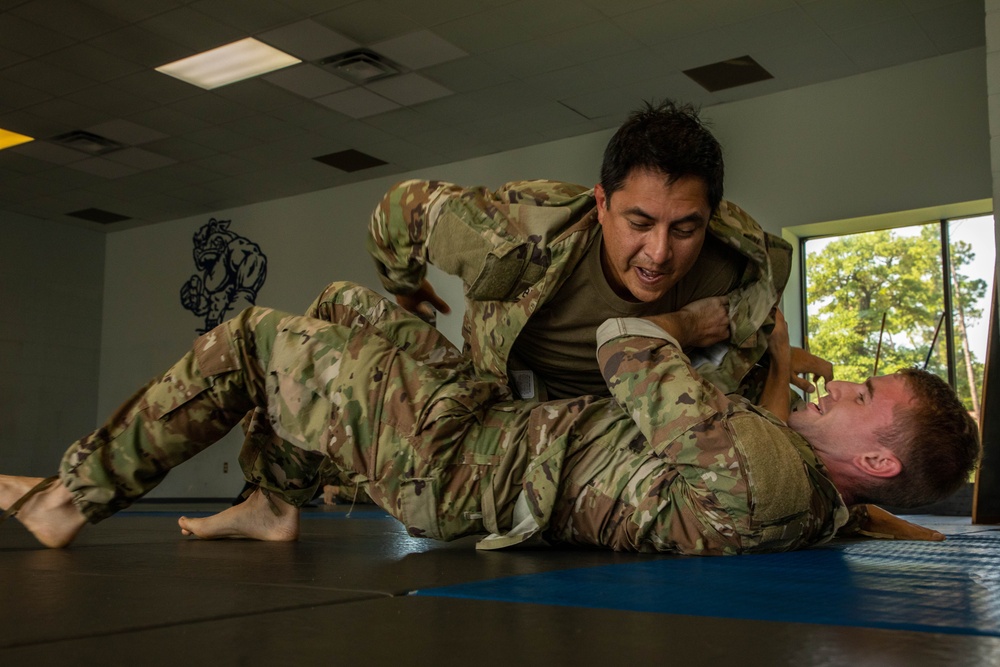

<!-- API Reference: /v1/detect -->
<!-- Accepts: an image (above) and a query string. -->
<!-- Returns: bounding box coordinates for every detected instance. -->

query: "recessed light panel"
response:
[156,38,301,89]
[0,127,34,150]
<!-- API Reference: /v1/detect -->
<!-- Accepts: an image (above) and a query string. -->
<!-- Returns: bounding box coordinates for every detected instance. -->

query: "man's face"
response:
[789,374,914,456]
[595,169,711,303]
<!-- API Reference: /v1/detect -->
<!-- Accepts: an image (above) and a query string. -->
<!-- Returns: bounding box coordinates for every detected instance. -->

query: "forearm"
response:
[596,318,730,454]
[758,351,791,422]
[368,179,458,294]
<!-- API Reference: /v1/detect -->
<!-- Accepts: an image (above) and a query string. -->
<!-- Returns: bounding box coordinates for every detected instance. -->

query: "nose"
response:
[824,380,859,398]
[644,228,672,265]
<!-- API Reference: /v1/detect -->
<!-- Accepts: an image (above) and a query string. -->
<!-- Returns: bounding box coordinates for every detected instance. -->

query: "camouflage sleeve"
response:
[367,179,474,295]
[596,317,735,454]
[595,317,753,553]
[694,201,789,396]
[367,179,596,300]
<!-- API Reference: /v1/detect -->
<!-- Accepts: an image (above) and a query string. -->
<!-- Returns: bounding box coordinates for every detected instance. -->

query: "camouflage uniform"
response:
[58,283,848,555]
[241,179,789,503]
[369,179,792,396]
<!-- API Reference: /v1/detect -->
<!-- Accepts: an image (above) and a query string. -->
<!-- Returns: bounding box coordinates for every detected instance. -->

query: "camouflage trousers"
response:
[236,281,485,506]
[59,282,516,540]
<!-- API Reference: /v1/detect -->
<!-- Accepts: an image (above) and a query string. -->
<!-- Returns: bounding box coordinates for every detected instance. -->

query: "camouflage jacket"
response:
[368,179,791,396]
[488,317,850,555]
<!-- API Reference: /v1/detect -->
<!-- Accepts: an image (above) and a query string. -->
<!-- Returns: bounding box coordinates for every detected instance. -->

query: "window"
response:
[801,214,995,426]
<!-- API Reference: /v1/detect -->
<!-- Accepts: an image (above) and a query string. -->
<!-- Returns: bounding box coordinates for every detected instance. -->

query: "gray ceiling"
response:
[0,0,986,231]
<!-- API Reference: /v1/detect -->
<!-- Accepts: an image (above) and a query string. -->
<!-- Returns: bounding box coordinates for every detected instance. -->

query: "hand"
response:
[854,504,945,542]
[646,296,730,349]
[789,347,833,393]
[395,279,451,323]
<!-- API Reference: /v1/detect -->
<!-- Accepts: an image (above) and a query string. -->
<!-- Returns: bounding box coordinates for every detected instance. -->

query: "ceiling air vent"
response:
[313,149,387,172]
[51,130,126,156]
[683,55,773,92]
[67,208,131,224]
[320,48,400,84]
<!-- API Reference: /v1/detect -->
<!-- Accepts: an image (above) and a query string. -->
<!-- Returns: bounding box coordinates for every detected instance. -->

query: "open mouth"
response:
[634,266,664,283]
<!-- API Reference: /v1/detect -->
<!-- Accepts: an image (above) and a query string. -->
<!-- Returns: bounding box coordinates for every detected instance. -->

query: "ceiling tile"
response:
[213,77,315,111]
[801,0,911,33]
[612,0,717,46]
[189,0,301,33]
[437,0,603,54]
[113,70,205,106]
[0,77,53,109]
[87,25,193,69]
[322,119,395,151]
[315,87,400,118]
[2,59,98,96]
[192,152,262,176]
[23,97,111,131]
[366,72,452,106]
[85,120,168,146]
[139,6,245,52]
[257,19,359,61]
[67,156,140,178]
[183,126,261,153]
[362,106,446,136]
[0,13,75,57]
[105,147,177,170]
[263,64,354,98]
[9,140,86,164]
[702,0,799,25]
[731,6,830,52]
[831,15,939,70]
[312,0,429,45]
[649,24,752,72]
[140,136,218,162]
[10,0,126,40]
[128,106,213,135]
[914,0,988,51]
[65,84,160,117]
[371,30,468,70]
[167,93,258,125]
[419,56,516,93]
[480,20,637,78]
[82,0,189,23]
[579,0,675,18]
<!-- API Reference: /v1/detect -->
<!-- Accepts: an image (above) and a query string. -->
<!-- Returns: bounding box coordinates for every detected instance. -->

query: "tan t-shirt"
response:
[509,230,745,399]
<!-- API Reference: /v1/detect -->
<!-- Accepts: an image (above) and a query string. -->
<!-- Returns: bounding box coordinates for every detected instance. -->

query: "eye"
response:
[628,219,652,231]
[672,227,696,239]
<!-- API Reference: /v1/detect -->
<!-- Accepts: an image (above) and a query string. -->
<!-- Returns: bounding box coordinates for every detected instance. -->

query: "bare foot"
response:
[0,475,88,548]
[178,488,299,541]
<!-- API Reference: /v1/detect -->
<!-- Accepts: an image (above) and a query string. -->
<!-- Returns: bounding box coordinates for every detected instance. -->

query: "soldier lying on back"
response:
[0,283,979,554]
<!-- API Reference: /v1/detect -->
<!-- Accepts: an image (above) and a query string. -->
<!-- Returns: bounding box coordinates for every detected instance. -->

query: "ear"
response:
[854,450,902,479]
[594,182,609,210]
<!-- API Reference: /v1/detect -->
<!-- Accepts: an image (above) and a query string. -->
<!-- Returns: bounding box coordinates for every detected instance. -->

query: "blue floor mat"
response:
[415,531,1000,636]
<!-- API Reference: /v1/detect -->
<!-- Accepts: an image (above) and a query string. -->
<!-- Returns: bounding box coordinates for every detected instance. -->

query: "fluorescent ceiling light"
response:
[156,38,300,89]
[0,127,33,150]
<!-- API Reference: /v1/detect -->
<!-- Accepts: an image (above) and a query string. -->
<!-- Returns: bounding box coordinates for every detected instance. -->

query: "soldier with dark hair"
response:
[0,283,979,554]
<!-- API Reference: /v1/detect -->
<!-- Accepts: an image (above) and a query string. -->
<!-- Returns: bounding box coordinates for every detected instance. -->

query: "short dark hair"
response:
[864,368,981,507]
[599,100,724,213]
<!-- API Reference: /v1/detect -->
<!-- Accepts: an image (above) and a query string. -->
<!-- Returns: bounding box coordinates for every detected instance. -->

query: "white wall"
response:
[97,47,992,498]
[0,214,104,475]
